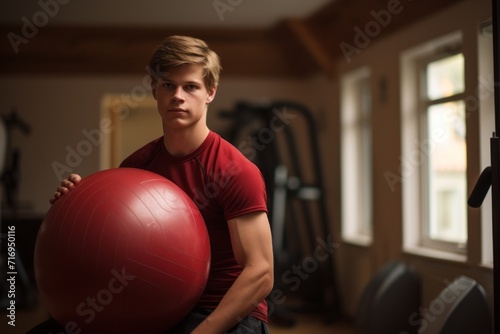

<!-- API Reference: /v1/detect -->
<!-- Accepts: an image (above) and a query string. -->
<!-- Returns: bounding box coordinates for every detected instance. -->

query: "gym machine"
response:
[219,100,342,326]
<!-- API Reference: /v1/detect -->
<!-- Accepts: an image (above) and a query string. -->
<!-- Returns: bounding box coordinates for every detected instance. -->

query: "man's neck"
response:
[163,126,210,157]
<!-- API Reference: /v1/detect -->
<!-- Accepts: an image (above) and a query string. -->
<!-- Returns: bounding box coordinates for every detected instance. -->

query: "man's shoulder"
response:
[211,132,253,161]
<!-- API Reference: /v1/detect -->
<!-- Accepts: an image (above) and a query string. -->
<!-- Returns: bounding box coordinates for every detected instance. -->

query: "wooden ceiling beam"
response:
[0,25,319,77]
[305,0,468,61]
[0,0,468,77]
[286,18,335,76]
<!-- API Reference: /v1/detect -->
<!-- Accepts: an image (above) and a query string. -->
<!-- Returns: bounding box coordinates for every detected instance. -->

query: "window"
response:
[421,53,467,251]
[340,67,373,245]
[100,94,161,169]
[401,31,468,259]
[478,20,494,267]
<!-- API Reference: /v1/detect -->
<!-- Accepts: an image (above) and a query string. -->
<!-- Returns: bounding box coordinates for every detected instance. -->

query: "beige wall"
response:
[0,74,330,215]
[0,0,494,326]
[332,0,493,319]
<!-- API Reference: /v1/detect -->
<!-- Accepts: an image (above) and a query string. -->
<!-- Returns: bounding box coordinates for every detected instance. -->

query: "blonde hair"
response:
[148,35,222,90]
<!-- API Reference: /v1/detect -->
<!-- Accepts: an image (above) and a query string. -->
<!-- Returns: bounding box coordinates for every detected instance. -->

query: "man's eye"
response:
[186,85,197,91]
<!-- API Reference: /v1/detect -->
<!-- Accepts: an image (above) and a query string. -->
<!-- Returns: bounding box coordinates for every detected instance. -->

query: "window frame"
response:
[400,31,468,260]
[417,50,468,253]
[478,20,494,268]
[340,66,373,246]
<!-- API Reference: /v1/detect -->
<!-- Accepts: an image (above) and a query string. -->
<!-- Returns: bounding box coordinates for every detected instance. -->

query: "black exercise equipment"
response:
[356,261,421,334]
[219,100,342,325]
[1,108,31,208]
[419,276,492,334]
[0,108,36,310]
[468,1,500,333]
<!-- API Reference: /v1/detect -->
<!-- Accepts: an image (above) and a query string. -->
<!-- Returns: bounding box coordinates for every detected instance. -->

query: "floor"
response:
[0,219,359,333]
[1,295,357,334]
[2,296,48,334]
[269,315,356,334]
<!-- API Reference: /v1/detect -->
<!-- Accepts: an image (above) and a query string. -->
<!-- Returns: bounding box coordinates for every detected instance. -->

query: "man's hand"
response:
[49,173,82,204]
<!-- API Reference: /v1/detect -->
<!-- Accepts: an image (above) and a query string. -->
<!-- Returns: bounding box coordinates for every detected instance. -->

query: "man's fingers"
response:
[68,174,82,184]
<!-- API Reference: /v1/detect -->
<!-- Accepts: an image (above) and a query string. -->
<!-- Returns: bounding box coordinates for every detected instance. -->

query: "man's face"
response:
[152,64,216,131]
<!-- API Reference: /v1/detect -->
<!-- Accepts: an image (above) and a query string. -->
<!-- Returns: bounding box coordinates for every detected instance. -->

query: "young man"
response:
[48,36,274,333]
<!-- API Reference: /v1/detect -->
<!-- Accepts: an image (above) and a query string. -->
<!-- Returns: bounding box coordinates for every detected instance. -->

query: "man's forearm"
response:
[191,264,273,334]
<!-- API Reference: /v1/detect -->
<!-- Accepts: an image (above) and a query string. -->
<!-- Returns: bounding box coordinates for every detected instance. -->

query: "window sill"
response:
[342,234,372,247]
[403,246,467,263]
[479,262,494,271]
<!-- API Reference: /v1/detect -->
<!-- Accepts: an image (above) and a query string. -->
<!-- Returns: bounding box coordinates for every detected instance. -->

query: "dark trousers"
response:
[165,308,270,334]
[26,310,270,334]
[26,318,65,334]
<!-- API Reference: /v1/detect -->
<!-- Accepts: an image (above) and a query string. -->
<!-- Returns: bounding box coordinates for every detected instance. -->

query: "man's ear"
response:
[151,80,158,100]
[206,85,217,104]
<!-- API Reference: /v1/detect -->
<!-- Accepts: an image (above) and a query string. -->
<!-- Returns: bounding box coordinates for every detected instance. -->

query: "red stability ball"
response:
[34,168,211,334]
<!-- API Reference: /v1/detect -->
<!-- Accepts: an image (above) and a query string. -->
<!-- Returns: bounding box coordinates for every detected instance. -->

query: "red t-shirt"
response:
[120,131,269,322]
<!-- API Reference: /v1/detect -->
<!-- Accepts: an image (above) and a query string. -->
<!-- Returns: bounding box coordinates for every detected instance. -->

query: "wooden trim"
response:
[0,25,320,77]
[286,19,335,76]
[0,0,465,77]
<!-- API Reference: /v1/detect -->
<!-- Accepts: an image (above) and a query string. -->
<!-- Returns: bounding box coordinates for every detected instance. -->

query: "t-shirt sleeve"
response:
[219,159,268,221]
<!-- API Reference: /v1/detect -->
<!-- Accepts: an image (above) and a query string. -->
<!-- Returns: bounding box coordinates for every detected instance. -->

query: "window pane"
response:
[426,101,467,243]
[358,78,372,236]
[341,68,372,244]
[426,53,465,100]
